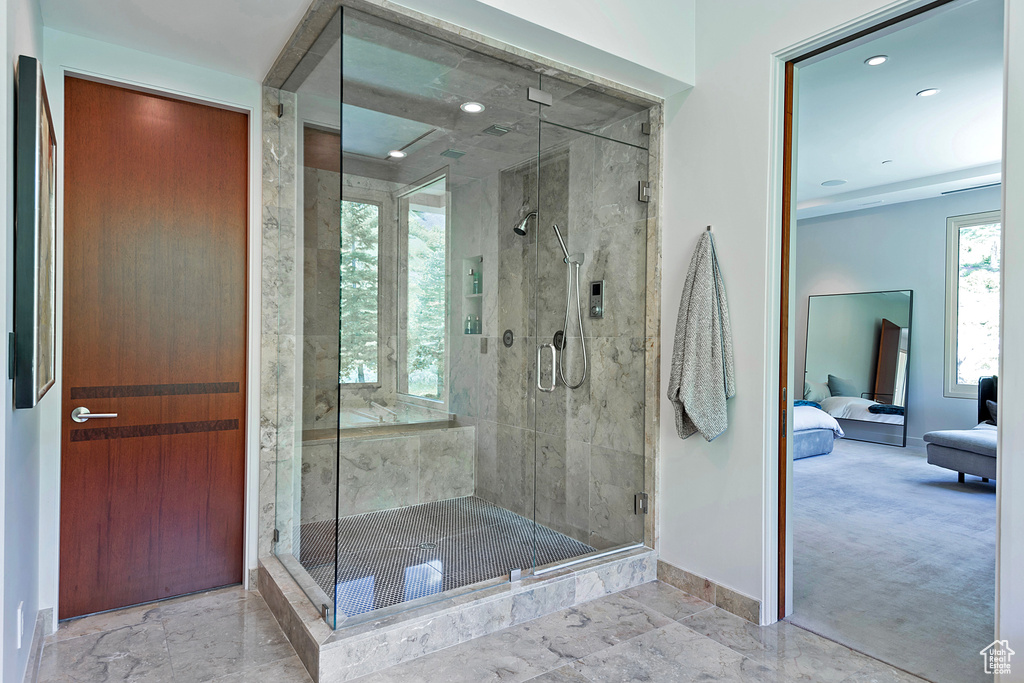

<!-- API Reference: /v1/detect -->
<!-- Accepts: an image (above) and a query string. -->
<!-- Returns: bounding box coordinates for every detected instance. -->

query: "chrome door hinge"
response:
[273,529,280,543]
[527,87,553,106]
[782,387,787,402]
[781,408,787,434]
[321,604,329,620]
[635,492,649,515]
[638,181,651,203]
[277,103,284,118]
[510,568,523,582]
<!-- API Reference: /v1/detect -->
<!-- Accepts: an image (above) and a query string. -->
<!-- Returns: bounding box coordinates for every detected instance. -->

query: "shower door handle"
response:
[537,343,556,393]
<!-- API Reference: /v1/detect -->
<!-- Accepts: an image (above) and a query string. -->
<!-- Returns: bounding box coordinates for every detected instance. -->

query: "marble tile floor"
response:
[39,580,927,683]
[39,586,312,683]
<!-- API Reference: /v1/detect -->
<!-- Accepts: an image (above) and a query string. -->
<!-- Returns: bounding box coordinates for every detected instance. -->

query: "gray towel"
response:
[667,231,736,441]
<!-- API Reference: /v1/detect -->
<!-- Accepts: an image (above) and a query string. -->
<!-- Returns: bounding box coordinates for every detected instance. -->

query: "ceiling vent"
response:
[440,149,466,159]
[482,124,511,136]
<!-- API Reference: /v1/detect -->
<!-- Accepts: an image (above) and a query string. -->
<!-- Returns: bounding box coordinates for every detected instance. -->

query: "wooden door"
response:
[874,318,901,404]
[60,78,248,620]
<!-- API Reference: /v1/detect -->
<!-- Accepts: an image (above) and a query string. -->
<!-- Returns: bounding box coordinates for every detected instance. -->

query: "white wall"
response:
[391,0,694,96]
[997,0,1024,672]
[2,0,44,679]
[796,188,1001,440]
[39,28,263,631]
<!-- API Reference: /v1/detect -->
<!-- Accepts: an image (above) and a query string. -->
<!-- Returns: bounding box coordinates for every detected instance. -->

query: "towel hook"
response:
[706,225,712,232]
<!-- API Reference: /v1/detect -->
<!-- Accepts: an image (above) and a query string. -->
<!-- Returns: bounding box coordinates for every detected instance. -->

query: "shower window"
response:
[398,174,448,403]
[340,198,381,385]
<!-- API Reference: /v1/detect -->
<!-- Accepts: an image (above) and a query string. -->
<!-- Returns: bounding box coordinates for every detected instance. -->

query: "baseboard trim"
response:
[657,559,761,624]
[23,608,51,683]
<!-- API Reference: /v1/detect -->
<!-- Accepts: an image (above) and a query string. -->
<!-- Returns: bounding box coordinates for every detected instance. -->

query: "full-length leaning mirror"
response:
[803,290,913,446]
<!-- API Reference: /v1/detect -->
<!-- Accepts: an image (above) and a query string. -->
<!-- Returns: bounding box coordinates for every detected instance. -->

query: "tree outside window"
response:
[340,199,379,384]
[945,211,1001,398]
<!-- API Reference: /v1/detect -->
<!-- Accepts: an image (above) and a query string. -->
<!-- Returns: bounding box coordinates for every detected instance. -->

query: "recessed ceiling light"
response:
[821,179,847,187]
[864,55,888,66]
[388,149,407,158]
[916,88,940,97]
[460,102,485,113]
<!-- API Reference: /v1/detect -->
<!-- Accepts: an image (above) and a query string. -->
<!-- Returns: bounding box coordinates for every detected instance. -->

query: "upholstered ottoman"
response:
[923,423,997,482]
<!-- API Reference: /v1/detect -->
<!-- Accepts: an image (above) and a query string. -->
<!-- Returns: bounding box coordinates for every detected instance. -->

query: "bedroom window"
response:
[944,210,1001,399]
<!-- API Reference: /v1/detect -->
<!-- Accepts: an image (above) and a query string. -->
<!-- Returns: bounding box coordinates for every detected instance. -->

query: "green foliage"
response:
[340,200,379,383]
[956,223,1000,384]
[406,208,446,399]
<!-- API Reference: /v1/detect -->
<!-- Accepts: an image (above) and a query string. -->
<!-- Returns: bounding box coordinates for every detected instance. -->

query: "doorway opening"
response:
[777,1,1002,681]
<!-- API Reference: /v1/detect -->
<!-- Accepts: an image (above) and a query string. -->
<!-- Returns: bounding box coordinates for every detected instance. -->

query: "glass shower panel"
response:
[531,93,649,565]
[539,77,651,149]
[329,6,548,623]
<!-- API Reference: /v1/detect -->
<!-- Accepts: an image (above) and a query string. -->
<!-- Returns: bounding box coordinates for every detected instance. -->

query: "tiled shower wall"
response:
[302,165,342,432]
[448,116,649,551]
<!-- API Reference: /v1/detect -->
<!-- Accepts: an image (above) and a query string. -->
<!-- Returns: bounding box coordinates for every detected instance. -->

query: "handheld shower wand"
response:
[552,224,587,389]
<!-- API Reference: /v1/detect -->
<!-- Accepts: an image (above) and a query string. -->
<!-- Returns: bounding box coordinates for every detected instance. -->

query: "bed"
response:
[793,404,845,460]
[819,395,904,426]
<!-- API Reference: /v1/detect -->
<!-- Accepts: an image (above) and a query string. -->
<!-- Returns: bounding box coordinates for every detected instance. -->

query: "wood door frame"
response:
[772,0,957,621]
[45,65,262,625]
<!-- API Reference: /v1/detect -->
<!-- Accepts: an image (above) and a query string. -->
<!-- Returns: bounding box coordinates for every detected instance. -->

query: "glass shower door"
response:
[530,80,650,568]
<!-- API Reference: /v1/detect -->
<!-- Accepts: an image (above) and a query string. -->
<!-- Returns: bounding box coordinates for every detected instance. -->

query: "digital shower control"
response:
[589,280,605,318]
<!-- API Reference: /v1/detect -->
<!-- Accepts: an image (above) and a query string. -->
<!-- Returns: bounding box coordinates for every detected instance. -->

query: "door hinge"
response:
[510,568,523,582]
[782,386,787,402]
[277,102,284,118]
[638,180,651,203]
[321,603,329,620]
[781,408,787,434]
[641,122,651,135]
[527,87,553,106]
[8,332,14,380]
[273,528,280,543]
[635,492,649,515]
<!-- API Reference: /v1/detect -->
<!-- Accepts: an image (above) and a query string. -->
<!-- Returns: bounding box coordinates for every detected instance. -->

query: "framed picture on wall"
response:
[14,55,56,409]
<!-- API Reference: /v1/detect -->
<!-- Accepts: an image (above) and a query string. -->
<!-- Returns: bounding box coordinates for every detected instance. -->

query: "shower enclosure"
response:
[264,5,654,629]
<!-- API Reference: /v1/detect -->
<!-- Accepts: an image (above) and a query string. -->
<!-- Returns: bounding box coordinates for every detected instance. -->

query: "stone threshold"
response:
[259,546,657,682]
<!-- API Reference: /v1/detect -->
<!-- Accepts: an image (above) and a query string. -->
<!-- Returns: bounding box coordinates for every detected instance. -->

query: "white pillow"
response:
[804,380,832,403]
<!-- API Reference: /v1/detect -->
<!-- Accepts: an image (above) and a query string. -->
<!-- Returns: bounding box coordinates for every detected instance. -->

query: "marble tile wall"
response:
[447,118,651,551]
[300,427,475,523]
[261,86,299,558]
[303,166,341,432]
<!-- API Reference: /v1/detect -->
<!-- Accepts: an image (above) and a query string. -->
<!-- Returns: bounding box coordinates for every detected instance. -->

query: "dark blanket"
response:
[869,403,905,416]
[794,400,821,409]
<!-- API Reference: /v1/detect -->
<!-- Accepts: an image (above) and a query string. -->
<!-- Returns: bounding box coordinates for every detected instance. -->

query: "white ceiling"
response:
[796,0,1004,219]
[40,0,311,81]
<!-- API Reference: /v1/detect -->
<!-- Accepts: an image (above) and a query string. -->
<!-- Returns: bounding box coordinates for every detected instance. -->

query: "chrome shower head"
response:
[514,211,537,236]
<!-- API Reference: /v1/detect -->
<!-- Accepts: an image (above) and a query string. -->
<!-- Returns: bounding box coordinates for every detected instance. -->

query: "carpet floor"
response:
[790,438,995,683]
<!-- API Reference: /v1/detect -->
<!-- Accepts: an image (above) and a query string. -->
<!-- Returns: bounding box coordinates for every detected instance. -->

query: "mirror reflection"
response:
[803,290,912,445]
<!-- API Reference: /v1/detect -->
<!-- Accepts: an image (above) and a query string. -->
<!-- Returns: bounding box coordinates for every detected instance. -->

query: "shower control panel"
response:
[589,280,605,318]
